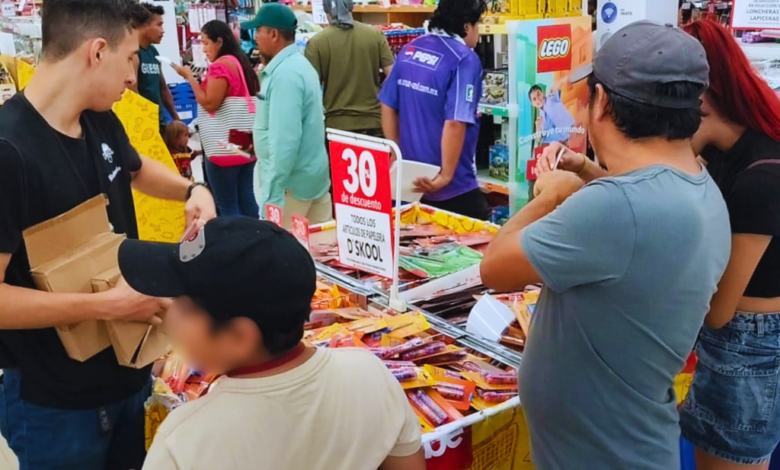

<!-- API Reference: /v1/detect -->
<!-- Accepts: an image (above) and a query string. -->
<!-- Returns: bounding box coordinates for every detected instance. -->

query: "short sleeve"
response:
[521,180,637,292]
[379,35,395,69]
[0,141,27,254]
[383,368,422,457]
[728,169,780,236]
[303,40,322,79]
[143,440,179,470]
[378,62,400,110]
[108,112,142,172]
[444,53,482,125]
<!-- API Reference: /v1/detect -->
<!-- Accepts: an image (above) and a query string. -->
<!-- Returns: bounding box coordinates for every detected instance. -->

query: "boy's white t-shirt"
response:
[143,348,422,470]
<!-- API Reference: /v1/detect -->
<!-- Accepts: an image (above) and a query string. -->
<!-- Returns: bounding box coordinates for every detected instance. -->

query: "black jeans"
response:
[422,188,492,221]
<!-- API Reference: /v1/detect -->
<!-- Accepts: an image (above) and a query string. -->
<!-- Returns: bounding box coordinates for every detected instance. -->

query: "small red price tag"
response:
[291,215,310,248]
[265,203,283,227]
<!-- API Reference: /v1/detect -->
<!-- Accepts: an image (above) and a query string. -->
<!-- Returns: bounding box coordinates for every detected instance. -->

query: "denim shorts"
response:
[680,312,780,465]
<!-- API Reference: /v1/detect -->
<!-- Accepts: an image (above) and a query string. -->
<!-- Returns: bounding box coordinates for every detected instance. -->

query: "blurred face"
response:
[530,89,545,109]
[146,15,165,44]
[86,29,140,111]
[255,26,280,62]
[464,22,480,49]
[201,33,223,63]
[176,130,189,149]
[690,94,720,156]
[164,296,263,374]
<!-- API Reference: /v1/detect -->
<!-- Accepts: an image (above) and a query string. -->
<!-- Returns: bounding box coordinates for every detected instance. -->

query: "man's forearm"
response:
[440,120,466,180]
[162,90,178,120]
[0,284,112,329]
[381,105,399,144]
[132,156,190,202]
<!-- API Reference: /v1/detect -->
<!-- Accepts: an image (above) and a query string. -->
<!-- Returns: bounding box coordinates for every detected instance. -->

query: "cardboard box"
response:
[92,268,171,369]
[23,196,120,361]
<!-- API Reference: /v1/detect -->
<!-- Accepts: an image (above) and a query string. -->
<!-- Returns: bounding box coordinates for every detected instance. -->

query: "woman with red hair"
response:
[679,20,780,470]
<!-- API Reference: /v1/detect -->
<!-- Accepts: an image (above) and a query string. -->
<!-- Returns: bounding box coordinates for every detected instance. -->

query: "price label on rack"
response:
[329,139,394,279]
[265,203,283,227]
[291,215,310,249]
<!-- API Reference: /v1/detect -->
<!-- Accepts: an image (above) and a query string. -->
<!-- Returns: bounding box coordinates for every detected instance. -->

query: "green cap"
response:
[241,3,298,32]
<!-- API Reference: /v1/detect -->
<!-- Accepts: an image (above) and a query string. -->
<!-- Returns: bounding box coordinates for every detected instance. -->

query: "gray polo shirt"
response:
[519,165,730,470]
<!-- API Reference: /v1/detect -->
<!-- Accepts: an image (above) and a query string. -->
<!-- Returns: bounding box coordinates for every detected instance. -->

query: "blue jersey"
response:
[379,33,482,201]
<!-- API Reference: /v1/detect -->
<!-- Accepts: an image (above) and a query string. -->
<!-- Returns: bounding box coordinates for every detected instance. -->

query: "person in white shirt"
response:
[118,217,426,470]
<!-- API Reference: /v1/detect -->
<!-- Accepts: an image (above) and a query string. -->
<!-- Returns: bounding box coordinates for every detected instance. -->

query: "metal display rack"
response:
[315,262,524,369]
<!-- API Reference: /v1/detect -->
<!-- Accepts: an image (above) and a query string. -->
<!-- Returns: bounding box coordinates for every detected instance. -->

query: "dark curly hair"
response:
[429,0,486,38]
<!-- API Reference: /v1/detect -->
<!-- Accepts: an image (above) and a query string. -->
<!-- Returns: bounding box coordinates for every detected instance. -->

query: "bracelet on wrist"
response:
[186,182,209,201]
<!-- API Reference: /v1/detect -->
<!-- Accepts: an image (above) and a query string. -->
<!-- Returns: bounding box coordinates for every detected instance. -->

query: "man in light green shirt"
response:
[243,4,332,228]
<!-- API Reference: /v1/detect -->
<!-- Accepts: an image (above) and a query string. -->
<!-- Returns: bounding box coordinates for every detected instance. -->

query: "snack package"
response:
[144,378,182,450]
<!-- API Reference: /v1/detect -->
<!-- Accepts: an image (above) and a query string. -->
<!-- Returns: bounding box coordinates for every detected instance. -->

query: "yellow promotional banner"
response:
[112,90,185,242]
[15,58,34,90]
[467,407,536,470]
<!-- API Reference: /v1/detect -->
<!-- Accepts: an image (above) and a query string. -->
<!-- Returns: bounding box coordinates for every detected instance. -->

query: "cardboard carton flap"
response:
[31,232,123,277]
[23,195,111,268]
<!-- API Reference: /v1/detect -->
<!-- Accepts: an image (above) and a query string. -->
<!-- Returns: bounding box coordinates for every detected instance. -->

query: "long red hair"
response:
[684,20,780,143]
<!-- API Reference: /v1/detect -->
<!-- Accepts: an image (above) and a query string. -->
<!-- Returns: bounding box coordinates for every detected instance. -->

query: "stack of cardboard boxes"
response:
[23,195,169,368]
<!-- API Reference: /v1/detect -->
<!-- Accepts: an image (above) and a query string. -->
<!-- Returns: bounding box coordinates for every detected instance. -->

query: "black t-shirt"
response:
[704,130,780,298]
[0,94,151,409]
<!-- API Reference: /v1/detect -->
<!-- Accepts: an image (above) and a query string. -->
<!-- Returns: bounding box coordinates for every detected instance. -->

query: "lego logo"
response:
[540,38,570,59]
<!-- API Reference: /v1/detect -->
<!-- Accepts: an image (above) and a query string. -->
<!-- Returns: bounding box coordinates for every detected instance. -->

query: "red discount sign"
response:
[265,203,282,227]
[329,139,394,278]
[291,215,310,249]
[424,428,474,470]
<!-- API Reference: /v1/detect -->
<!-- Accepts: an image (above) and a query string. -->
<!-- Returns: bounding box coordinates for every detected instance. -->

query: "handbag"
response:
[197,56,258,167]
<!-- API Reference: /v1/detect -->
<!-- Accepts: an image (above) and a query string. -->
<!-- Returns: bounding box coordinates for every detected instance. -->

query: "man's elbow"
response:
[480,258,517,293]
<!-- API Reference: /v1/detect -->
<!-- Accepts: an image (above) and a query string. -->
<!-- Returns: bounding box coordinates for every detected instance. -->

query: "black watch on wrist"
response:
[186,182,209,201]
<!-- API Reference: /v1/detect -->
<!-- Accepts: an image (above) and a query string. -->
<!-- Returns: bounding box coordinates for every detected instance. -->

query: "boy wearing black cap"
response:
[121,218,425,470]
[481,21,731,470]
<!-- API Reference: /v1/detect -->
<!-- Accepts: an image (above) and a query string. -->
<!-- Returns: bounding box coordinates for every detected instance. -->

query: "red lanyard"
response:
[226,343,307,378]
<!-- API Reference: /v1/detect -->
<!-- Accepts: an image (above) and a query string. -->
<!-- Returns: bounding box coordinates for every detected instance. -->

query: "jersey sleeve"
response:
[378,60,401,110]
[0,141,27,254]
[108,111,142,173]
[521,180,637,292]
[444,52,482,125]
[728,168,780,236]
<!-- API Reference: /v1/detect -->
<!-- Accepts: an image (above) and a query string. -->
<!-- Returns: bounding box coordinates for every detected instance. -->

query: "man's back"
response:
[518,165,730,470]
[143,348,421,470]
[305,22,394,131]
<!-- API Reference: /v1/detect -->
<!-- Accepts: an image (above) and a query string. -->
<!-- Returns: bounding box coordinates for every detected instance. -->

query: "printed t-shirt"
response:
[704,130,780,298]
[519,165,730,470]
[304,21,395,131]
[143,348,422,470]
[138,45,163,123]
[379,33,482,202]
[0,94,149,409]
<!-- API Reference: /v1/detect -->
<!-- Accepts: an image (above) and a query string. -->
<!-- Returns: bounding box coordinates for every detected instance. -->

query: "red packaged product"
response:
[408,389,448,426]
[477,389,517,403]
[482,372,518,385]
[392,368,418,382]
[401,342,446,361]
[434,383,466,400]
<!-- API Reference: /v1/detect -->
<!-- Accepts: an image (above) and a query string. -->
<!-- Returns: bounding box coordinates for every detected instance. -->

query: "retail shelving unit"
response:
[291,4,435,27]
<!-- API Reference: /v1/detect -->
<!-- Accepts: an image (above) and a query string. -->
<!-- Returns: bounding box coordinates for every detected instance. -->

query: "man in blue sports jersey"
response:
[379,0,490,220]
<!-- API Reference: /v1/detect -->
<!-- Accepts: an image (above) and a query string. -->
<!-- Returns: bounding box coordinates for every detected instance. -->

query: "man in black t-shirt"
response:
[0,1,216,469]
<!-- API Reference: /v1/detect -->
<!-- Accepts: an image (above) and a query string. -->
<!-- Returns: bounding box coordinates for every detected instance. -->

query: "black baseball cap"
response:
[119,218,316,334]
[571,21,709,110]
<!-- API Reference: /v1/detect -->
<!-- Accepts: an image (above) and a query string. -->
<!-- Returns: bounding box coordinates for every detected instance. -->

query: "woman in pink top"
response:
[173,20,261,218]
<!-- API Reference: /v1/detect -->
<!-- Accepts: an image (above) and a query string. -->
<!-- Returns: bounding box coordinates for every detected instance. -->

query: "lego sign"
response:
[537,24,572,73]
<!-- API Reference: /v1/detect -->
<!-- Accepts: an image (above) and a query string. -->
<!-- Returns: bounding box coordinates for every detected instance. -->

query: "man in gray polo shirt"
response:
[480,21,731,470]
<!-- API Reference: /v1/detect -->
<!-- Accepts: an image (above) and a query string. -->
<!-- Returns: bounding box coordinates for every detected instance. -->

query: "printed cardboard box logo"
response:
[537,24,572,73]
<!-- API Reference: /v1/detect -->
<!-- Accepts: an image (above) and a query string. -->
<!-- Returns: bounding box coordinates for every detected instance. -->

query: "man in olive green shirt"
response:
[243,4,332,228]
[304,0,394,136]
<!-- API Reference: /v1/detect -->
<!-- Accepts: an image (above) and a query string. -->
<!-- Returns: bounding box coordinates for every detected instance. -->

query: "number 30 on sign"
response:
[329,140,394,279]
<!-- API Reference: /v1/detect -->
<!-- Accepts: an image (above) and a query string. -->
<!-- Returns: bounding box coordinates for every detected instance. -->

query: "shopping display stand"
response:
[326,128,407,312]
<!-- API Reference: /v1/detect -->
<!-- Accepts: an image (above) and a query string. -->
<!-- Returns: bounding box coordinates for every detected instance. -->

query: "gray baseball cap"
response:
[572,21,709,110]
